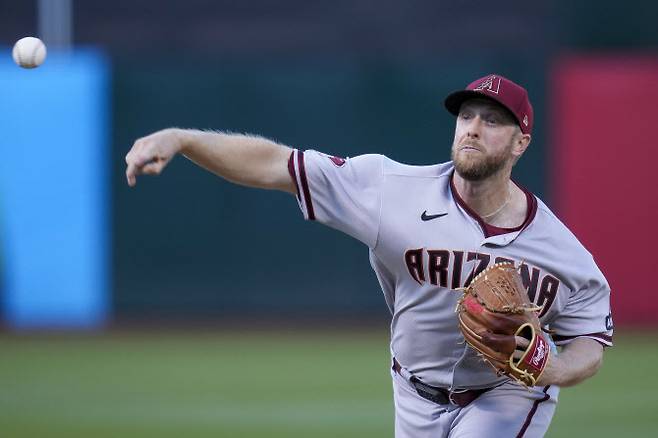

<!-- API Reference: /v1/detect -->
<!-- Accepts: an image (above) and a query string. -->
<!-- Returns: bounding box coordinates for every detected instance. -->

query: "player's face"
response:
[451,99,521,181]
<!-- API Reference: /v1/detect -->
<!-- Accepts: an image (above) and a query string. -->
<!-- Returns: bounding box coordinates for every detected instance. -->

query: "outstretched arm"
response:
[125,128,296,194]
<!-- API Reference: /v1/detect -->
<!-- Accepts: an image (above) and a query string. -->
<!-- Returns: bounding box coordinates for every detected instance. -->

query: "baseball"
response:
[12,37,47,69]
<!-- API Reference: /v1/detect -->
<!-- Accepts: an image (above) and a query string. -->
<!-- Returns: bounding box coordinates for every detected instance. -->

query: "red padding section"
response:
[551,55,658,326]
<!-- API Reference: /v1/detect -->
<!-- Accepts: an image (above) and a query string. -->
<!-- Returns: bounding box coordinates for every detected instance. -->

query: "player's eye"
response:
[460,112,472,120]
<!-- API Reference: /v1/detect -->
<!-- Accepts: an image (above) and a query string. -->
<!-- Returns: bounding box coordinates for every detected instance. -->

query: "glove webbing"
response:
[471,263,542,314]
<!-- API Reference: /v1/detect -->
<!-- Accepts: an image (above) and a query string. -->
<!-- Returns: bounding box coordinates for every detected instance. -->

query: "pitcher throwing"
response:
[126,74,613,437]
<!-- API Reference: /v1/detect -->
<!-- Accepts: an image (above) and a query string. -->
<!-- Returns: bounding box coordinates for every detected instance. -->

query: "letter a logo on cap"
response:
[473,75,501,94]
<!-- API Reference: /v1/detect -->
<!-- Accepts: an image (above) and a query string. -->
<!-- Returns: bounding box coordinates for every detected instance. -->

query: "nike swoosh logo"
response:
[421,211,448,221]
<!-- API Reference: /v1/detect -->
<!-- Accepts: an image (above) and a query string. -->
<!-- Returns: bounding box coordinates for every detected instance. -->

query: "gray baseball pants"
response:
[391,364,559,437]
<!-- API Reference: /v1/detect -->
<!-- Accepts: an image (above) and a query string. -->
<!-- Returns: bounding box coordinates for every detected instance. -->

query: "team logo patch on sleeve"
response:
[328,155,346,167]
[317,152,347,167]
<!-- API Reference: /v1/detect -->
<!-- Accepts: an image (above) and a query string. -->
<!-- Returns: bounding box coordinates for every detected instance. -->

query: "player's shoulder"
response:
[380,157,454,179]
[303,150,384,171]
[526,197,610,288]
[303,150,453,179]
[531,196,596,259]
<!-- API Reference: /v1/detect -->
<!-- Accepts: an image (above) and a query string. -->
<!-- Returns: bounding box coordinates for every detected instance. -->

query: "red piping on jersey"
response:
[516,385,551,438]
[553,332,613,345]
[297,150,316,220]
[449,172,538,238]
[287,151,301,203]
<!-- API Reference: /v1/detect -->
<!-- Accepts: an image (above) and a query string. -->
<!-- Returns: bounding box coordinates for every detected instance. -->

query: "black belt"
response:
[393,358,492,408]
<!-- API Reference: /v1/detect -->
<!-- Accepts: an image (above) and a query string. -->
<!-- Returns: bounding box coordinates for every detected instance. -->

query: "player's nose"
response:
[466,116,483,138]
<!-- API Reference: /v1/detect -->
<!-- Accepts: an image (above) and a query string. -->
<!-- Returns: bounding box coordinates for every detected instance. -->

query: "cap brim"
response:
[444,90,522,130]
[444,90,501,116]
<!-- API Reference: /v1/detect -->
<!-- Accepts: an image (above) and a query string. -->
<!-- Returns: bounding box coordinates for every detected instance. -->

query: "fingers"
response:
[481,332,516,355]
[126,162,137,187]
[515,335,530,349]
[125,133,172,187]
[125,150,152,187]
[141,159,165,175]
[125,157,166,186]
[480,333,531,360]
[512,336,531,360]
[125,140,142,186]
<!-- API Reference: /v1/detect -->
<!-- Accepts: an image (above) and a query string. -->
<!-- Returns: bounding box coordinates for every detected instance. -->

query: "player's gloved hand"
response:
[456,262,551,387]
[125,128,184,186]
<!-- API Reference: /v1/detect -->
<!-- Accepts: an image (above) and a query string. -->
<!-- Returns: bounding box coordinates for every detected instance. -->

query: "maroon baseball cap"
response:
[444,74,534,135]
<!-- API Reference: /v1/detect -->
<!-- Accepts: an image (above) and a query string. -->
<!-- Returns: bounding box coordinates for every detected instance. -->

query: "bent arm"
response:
[125,128,296,194]
[538,337,604,387]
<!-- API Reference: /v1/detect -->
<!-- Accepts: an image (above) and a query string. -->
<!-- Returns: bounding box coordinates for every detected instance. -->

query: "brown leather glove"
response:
[456,262,551,387]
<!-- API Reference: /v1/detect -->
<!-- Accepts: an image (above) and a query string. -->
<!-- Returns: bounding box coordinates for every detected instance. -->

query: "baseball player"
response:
[125,74,612,437]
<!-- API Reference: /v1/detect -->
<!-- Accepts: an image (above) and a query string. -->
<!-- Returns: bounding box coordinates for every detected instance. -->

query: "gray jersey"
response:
[289,150,613,389]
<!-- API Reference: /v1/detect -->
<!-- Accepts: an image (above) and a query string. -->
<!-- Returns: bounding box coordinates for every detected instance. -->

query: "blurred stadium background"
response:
[1,1,657,436]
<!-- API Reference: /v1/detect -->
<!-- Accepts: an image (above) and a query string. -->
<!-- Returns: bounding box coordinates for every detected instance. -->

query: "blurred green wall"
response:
[112,55,548,320]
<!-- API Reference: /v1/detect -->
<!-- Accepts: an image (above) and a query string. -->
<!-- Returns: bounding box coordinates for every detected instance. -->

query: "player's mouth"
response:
[459,144,483,153]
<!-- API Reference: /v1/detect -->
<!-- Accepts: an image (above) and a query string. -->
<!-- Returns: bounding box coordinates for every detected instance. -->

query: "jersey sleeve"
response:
[288,149,383,248]
[550,265,613,347]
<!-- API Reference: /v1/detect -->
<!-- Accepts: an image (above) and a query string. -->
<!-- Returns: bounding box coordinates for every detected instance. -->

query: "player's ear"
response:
[512,130,530,158]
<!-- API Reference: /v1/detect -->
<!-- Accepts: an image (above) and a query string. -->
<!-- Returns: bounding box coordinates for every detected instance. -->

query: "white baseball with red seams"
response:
[288,150,612,437]
[12,37,47,69]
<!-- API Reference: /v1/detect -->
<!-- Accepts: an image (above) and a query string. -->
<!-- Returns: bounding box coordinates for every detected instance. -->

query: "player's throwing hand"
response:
[125,128,183,187]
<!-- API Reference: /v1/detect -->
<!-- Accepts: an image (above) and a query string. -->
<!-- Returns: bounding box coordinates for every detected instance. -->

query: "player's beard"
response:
[451,141,514,181]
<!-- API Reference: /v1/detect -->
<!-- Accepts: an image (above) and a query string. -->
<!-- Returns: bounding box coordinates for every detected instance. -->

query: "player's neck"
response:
[453,170,510,209]
[452,170,525,227]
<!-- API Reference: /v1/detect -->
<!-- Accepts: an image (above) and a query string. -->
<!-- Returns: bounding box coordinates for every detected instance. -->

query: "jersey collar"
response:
[448,170,537,246]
